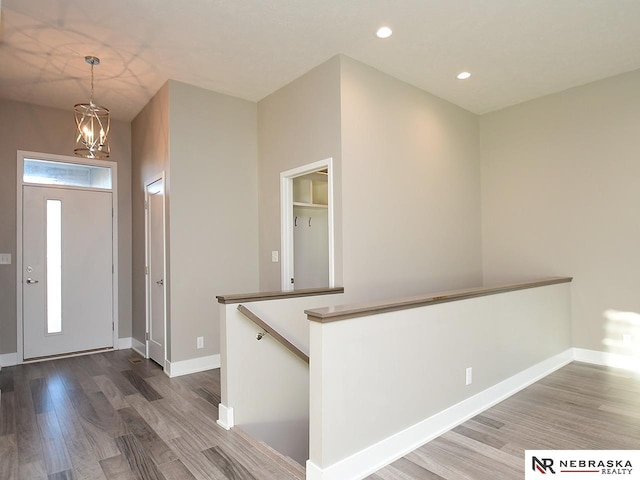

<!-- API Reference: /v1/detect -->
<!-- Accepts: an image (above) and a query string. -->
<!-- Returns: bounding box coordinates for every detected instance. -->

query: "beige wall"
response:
[340,56,483,302]
[131,82,171,347]
[0,99,132,355]
[481,69,640,352]
[167,80,259,362]
[257,56,343,291]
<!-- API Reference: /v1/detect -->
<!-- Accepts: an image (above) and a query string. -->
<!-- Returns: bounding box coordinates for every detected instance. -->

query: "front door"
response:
[22,185,113,359]
[146,179,165,365]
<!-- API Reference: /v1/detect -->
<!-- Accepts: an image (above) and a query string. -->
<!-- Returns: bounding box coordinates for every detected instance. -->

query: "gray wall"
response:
[132,81,260,365]
[0,99,132,355]
[257,55,482,302]
[481,69,640,353]
[167,80,259,362]
[131,82,171,347]
[257,56,343,291]
[339,56,483,302]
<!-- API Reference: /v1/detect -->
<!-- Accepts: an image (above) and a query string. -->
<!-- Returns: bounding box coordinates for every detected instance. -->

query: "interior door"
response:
[23,185,113,359]
[147,180,165,365]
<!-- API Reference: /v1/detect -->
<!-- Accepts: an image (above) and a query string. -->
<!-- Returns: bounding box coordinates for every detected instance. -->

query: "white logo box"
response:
[525,450,640,479]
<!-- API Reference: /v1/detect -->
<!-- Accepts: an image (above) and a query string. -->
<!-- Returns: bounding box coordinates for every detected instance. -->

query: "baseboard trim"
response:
[573,347,640,372]
[309,348,574,480]
[165,354,220,378]
[217,404,234,430]
[131,337,146,357]
[0,352,19,367]
[117,337,132,349]
[306,460,323,480]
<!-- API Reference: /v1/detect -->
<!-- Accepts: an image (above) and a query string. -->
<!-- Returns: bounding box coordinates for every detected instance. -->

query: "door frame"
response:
[144,173,167,367]
[280,157,335,291]
[16,150,118,363]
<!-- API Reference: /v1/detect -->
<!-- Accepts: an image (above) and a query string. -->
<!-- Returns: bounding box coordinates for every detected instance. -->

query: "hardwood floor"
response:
[0,350,304,480]
[2,354,638,480]
[368,362,640,480]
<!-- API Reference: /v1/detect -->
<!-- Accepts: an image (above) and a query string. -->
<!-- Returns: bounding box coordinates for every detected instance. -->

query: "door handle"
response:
[156,279,164,286]
[26,278,39,284]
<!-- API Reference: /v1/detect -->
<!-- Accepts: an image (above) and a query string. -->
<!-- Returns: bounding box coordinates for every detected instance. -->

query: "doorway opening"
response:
[280,158,335,291]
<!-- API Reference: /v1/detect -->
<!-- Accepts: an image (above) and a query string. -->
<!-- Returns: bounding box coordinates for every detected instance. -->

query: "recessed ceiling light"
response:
[457,71,471,80]
[376,26,393,39]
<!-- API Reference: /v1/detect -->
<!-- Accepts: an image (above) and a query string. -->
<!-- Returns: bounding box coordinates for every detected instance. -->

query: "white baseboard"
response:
[217,404,234,430]
[573,347,640,372]
[0,352,18,367]
[306,460,323,480]
[309,348,574,480]
[165,354,220,378]
[117,337,132,349]
[131,337,146,357]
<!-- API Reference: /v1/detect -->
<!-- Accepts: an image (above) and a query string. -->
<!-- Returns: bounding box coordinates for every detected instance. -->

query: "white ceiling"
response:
[1,0,640,121]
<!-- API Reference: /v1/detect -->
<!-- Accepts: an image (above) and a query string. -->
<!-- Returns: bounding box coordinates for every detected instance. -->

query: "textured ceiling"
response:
[1,0,639,121]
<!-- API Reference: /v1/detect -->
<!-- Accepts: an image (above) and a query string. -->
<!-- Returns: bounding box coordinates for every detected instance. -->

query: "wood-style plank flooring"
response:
[368,362,640,479]
[2,354,639,480]
[0,350,304,480]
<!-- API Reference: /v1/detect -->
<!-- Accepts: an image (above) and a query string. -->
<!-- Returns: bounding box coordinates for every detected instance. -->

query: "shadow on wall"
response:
[240,419,308,466]
[602,309,640,373]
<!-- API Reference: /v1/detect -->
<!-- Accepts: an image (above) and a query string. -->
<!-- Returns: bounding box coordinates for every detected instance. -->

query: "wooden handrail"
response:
[305,276,573,323]
[217,287,344,304]
[237,304,309,364]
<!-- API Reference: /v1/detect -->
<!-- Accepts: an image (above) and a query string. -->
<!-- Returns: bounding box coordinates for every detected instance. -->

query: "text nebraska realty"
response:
[561,459,632,475]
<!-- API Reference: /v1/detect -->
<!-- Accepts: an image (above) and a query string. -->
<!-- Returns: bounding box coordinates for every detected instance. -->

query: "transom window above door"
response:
[23,158,112,189]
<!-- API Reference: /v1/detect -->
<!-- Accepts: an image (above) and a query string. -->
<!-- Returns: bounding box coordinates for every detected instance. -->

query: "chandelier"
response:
[74,56,110,159]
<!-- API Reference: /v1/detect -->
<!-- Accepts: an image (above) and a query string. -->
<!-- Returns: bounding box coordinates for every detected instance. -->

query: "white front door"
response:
[22,185,113,360]
[146,179,165,365]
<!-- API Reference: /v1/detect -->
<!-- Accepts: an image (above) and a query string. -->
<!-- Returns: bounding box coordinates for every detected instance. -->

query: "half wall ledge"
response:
[216,286,344,304]
[305,276,573,323]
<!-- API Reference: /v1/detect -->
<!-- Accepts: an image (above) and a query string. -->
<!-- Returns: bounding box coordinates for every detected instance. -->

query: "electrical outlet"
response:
[623,333,632,346]
[0,254,11,265]
[271,251,279,263]
[197,336,204,349]
[465,367,473,386]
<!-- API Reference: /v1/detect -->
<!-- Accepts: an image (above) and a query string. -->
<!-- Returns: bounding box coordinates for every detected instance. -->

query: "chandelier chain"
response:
[90,61,94,104]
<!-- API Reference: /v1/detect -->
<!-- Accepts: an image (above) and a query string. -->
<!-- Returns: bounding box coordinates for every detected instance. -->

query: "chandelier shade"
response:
[74,56,111,159]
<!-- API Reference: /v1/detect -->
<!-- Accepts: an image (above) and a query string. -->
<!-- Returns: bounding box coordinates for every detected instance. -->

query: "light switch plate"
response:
[0,254,11,265]
[271,251,279,262]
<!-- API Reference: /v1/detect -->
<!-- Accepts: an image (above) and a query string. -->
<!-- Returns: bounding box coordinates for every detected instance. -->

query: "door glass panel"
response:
[24,158,112,189]
[47,199,62,334]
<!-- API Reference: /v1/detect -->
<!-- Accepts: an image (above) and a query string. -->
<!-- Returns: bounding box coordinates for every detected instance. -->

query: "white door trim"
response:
[280,158,335,291]
[144,173,167,369]
[16,150,119,363]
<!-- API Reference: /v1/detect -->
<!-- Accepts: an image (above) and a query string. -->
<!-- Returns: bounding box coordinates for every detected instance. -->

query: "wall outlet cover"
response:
[465,367,473,386]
